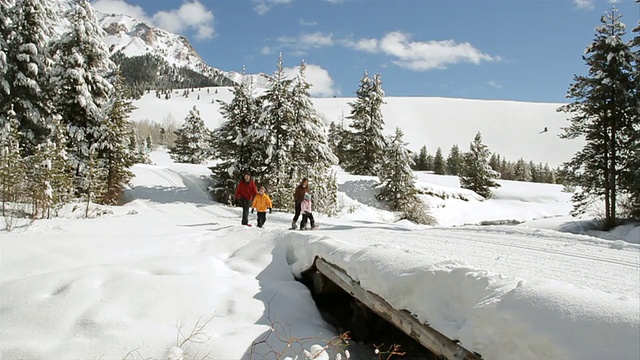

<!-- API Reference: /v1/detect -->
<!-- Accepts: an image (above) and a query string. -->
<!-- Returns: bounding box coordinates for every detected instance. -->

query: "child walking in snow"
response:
[251,186,273,228]
[299,193,317,230]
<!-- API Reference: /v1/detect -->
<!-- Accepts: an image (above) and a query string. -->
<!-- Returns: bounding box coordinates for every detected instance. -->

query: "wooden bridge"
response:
[302,257,483,360]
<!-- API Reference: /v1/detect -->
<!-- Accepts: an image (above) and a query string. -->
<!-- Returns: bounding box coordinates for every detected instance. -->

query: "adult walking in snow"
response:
[291,178,309,229]
[235,172,258,226]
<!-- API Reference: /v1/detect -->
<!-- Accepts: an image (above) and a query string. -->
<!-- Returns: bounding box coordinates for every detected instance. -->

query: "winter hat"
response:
[304,193,311,200]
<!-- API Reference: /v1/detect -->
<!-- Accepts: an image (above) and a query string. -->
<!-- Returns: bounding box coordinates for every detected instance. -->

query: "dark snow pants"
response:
[257,212,267,228]
[239,198,251,225]
[292,201,302,223]
[300,212,315,229]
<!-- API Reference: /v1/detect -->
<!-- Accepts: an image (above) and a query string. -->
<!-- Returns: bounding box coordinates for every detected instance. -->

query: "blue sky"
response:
[92,0,639,103]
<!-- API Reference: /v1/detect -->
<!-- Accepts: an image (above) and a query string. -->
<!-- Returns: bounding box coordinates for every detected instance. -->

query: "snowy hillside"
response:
[130,86,583,167]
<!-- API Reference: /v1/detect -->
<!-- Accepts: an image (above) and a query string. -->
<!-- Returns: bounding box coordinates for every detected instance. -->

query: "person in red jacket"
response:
[234,171,258,226]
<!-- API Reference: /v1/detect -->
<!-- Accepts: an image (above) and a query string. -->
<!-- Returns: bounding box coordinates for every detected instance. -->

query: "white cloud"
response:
[341,38,379,52]
[573,0,594,9]
[92,0,150,22]
[152,1,215,40]
[487,81,502,89]
[253,0,293,15]
[276,32,334,54]
[344,31,498,71]
[261,46,272,55]
[299,18,317,26]
[283,63,339,97]
[93,0,215,40]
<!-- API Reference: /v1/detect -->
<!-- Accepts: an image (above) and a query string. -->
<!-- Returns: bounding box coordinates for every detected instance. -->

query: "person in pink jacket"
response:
[299,193,317,230]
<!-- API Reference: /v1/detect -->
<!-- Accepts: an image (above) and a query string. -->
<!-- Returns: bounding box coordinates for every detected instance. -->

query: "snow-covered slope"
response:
[130,86,583,167]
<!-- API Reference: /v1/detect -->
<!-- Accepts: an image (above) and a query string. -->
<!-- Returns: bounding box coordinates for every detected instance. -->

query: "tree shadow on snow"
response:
[122,185,213,206]
[338,179,389,210]
[317,222,412,232]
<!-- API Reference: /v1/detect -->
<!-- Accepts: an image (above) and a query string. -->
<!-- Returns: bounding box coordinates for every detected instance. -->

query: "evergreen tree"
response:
[342,71,386,176]
[210,78,264,203]
[169,106,211,164]
[24,142,51,217]
[433,147,446,175]
[3,0,56,153]
[425,154,434,171]
[514,158,531,182]
[50,0,114,191]
[82,148,108,218]
[98,72,136,204]
[622,9,640,218]
[500,159,515,180]
[459,132,500,199]
[376,128,433,225]
[256,54,296,209]
[416,145,429,171]
[446,144,463,176]
[0,108,26,217]
[289,61,338,213]
[43,116,74,213]
[0,0,10,117]
[558,8,638,228]
[328,120,347,164]
[488,153,501,175]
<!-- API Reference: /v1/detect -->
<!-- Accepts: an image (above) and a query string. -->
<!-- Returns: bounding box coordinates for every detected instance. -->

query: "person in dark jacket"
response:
[291,178,309,229]
[235,172,258,226]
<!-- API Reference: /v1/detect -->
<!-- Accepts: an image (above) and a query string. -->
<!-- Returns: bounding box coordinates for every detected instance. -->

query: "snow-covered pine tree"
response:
[433,147,446,175]
[459,132,500,199]
[289,61,338,214]
[0,0,10,114]
[256,54,297,209]
[624,13,640,218]
[342,71,387,176]
[49,0,114,192]
[558,7,638,228]
[327,120,347,165]
[446,144,463,176]
[210,77,265,203]
[98,71,135,205]
[169,106,211,164]
[82,148,107,218]
[514,158,531,182]
[43,116,74,214]
[0,108,26,218]
[376,128,433,225]
[3,0,56,153]
[24,141,51,218]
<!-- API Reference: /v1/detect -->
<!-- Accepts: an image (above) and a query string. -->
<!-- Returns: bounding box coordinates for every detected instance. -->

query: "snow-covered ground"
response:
[2,148,639,360]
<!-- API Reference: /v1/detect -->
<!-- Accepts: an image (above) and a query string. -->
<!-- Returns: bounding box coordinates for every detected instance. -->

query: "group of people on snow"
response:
[233,172,316,230]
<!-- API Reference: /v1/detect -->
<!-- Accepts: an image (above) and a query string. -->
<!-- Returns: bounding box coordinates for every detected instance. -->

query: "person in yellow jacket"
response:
[251,186,273,228]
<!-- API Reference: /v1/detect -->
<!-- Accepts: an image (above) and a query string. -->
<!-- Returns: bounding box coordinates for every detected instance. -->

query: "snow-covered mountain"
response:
[96,11,239,86]
[49,0,264,88]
